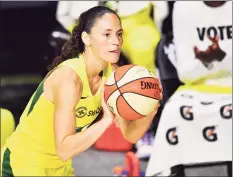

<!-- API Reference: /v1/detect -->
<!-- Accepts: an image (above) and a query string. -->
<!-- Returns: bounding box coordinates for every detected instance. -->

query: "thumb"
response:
[101,87,106,106]
[101,87,111,113]
[194,46,199,55]
[215,35,219,43]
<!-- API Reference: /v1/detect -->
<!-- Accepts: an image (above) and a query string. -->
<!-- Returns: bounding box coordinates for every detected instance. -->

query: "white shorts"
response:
[146,90,232,176]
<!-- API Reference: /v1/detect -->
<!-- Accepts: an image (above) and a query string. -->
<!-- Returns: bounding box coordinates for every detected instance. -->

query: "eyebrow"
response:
[104,29,123,33]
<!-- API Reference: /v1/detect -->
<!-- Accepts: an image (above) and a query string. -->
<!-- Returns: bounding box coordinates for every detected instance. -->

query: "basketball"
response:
[104,64,161,120]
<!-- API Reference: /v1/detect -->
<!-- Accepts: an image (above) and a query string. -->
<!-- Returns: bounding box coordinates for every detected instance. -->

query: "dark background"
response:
[0,1,58,75]
[0,2,60,124]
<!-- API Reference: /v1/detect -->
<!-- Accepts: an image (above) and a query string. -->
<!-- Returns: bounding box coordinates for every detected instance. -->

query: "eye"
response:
[117,32,122,37]
[104,33,110,37]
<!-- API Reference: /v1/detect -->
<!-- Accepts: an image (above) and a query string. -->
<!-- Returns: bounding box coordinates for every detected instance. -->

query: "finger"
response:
[207,35,216,43]
[212,43,218,49]
[212,35,219,49]
[101,87,105,101]
[194,48,207,59]
[159,83,163,92]
[153,104,160,114]
[150,107,158,117]
[101,88,108,109]
[146,103,160,118]
[101,89,114,116]
[194,46,199,54]
[160,92,163,100]
[215,35,219,43]
[208,35,219,44]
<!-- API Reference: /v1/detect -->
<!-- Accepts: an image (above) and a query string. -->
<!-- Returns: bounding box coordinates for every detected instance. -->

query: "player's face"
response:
[89,13,123,64]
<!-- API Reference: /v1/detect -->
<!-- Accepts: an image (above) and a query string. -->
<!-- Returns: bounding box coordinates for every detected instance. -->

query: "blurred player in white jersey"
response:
[146,1,232,176]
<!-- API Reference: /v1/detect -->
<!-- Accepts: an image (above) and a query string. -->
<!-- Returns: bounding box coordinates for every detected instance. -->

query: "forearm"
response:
[116,114,155,144]
[57,118,112,161]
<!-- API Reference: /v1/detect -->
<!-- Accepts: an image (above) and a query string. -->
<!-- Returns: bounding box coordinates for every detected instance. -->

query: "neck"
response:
[82,50,108,79]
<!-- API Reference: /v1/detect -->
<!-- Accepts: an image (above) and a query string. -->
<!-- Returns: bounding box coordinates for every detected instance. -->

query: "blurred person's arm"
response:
[56,1,75,32]
[151,1,169,34]
[56,1,98,33]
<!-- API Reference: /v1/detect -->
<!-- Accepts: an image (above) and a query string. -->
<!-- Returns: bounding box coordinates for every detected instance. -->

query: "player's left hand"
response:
[101,88,115,123]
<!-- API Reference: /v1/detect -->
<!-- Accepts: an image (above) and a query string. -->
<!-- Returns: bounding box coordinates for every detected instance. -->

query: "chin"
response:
[105,56,120,64]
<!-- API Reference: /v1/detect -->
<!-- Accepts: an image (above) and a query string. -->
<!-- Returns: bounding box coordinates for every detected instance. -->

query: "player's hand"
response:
[148,84,163,118]
[101,88,115,123]
[193,35,226,68]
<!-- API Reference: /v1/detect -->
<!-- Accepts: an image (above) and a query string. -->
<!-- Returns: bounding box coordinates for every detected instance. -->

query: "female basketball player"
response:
[1,6,162,176]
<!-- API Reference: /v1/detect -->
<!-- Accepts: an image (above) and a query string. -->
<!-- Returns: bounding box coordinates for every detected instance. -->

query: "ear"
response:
[81,31,91,46]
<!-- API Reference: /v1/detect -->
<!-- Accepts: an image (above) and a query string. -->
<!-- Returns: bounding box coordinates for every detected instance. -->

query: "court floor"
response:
[73,146,148,176]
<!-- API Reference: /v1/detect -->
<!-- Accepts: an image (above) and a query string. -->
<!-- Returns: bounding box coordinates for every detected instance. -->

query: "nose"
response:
[111,35,120,46]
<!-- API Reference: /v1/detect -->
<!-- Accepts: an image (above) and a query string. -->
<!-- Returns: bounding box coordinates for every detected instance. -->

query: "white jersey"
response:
[172,1,232,88]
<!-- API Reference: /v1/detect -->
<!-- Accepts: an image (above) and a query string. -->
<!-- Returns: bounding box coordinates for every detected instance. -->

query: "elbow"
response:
[125,136,139,144]
[122,133,139,144]
[56,146,72,162]
[56,144,83,162]
[120,126,140,144]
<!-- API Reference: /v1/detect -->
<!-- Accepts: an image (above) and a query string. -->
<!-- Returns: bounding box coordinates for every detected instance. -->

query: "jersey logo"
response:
[75,106,102,118]
[76,107,87,118]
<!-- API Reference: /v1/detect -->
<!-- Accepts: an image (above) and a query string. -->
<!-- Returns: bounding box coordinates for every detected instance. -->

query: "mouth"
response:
[109,49,120,54]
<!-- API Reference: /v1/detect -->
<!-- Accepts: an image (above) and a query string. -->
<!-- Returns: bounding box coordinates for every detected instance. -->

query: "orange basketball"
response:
[104,64,161,120]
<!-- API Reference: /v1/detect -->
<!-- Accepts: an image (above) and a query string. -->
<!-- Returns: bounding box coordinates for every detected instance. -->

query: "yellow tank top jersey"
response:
[6,55,112,168]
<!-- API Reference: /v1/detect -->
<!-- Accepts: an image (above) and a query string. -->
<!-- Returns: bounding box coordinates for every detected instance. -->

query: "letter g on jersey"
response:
[203,126,218,142]
[220,104,232,119]
[180,106,194,121]
[166,127,179,145]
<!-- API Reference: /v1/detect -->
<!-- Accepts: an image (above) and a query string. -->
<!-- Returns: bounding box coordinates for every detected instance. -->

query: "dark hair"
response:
[48,6,120,70]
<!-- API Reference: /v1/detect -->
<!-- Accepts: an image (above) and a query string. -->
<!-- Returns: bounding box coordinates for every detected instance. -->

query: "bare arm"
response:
[115,104,160,144]
[52,67,113,162]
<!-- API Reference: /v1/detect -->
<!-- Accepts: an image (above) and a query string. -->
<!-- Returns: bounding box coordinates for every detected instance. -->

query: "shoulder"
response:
[55,66,80,81]
[48,66,83,94]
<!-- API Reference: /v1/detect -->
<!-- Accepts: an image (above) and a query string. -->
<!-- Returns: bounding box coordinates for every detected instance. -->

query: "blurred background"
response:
[0,1,232,176]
